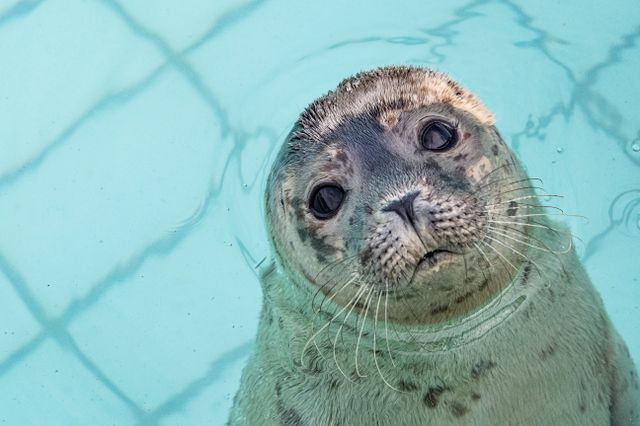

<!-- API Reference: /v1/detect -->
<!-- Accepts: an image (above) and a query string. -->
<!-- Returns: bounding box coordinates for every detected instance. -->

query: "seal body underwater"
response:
[228,66,639,425]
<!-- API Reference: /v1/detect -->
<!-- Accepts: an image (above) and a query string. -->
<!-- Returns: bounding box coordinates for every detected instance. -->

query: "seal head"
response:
[266,66,532,324]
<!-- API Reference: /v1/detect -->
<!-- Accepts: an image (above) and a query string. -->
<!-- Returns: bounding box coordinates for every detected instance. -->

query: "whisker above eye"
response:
[484,194,564,208]
[465,176,544,202]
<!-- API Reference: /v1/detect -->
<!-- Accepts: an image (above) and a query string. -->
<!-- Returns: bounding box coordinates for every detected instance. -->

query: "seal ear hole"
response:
[309,184,345,219]
[419,120,458,152]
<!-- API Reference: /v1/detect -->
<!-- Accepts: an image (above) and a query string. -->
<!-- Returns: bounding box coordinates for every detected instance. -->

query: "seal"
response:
[228,66,639,425]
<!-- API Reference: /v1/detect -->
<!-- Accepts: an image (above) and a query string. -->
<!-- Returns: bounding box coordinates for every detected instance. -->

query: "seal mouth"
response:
[417,249,456,270]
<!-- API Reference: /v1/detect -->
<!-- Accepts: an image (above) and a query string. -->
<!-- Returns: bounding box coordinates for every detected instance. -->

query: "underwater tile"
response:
[513,0,640,81]
[104,0,253,51]
[186,0,460,133]
[0,339,136,425]
[0,0,164,178]
[589,40,640,155]
[0,0,26,18]
[0,273,40,363]
[67,211,262,411]
[158,344,249,426]
[0,69,220,317]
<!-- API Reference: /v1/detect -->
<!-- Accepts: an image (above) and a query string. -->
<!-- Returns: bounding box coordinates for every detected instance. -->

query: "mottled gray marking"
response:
[521,263,531,286]
[471,360,496,380]
[278,406,304,426]
[424,385,448,408]
[430,304,449,315]
[398,380,419,392]
[296,227,308,243]
[540,342,557,360]
[449,401,469,417]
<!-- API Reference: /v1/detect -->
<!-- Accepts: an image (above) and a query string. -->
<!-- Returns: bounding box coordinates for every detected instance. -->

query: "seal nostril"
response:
[382,191,419,226]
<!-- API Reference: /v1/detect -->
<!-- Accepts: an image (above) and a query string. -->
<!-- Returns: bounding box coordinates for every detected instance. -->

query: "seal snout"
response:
[382,191,420,229]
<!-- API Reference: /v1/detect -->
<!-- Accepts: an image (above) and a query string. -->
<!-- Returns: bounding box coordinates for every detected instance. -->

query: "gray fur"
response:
[229,66,639,425]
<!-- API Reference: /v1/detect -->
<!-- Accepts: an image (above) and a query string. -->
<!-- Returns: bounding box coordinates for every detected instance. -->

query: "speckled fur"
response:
[228,67,639,425]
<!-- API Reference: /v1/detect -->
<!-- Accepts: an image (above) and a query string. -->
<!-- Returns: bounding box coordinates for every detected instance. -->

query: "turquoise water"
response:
[0,0,638,424]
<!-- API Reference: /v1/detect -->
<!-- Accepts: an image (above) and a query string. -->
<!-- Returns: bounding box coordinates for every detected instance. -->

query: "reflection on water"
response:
[0,0,638,423]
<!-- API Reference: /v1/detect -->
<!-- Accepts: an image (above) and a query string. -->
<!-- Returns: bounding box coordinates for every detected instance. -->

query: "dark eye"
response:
[419,120,458,151]
[309,185,345,219]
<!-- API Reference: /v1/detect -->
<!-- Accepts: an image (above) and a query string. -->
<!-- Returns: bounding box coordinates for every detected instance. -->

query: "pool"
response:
[0,0,638,424]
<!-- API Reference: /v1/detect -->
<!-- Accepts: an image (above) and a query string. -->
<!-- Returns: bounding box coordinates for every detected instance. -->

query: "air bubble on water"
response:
[556,147,564,153]
[632,143,640,153]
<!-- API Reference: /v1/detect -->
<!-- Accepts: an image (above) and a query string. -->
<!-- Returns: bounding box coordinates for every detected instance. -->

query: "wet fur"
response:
[228,67,639,425]
[230,236,639,425]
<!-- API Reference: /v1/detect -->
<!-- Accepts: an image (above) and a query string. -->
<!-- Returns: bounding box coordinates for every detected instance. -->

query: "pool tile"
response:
[104,0,252,51]
[0,273,40,363]
[512,0,640,80]
[590,40,640,152]
[159,343,249,425]
[0,70,220,317]
[67,211,262,411]
[0,339,136,425]
[186,0,462,132]
[0,0,164,178]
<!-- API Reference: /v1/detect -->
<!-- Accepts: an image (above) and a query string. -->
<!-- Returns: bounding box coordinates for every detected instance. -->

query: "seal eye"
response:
[309,185,345,219]
[420,121,458,151]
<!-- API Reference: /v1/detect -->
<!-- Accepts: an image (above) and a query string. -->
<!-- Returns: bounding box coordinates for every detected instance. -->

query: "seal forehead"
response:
[292,66,495,144]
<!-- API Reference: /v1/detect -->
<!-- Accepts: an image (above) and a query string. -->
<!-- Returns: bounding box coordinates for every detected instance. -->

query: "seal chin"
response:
[416,249,458,271]
[408,249,462,287]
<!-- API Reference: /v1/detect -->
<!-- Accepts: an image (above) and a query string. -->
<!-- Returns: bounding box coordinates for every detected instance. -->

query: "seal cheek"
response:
[466,156,492,183]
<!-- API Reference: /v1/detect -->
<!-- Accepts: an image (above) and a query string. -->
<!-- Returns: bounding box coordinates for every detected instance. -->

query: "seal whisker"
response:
[467,176,544,202]
[485,224,573,255]
[473,241,493,270]
[456,163,513,203]
[483,233,543,275]
[489,184,546,200]
[316,259,360,315]
[478,239,519,273]
[300,273,359,368]
[395,268,430,326]
[487,211,588,221]
[485,225,552,253]
[484,194,564,208]
[312,254,360,312]
[487,219,566,235]
[333,284,368,382]
[488,216,584,245]
[383,280,397,368]
[476,239,521,308]
[373,289,402,392]
[484,202,570,214]
[355,285,376,378]
[317,272,362,348]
